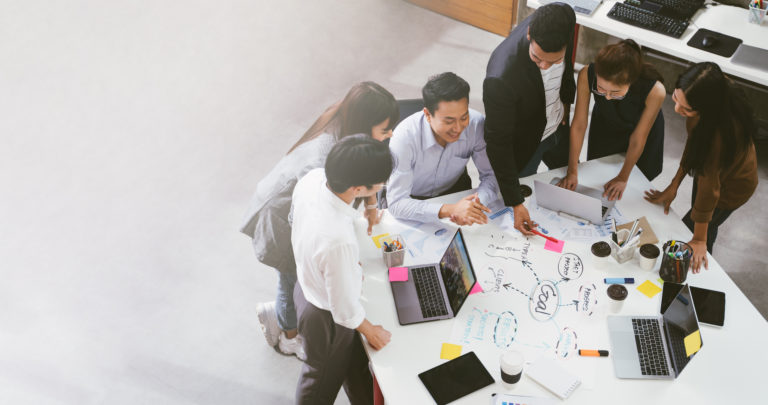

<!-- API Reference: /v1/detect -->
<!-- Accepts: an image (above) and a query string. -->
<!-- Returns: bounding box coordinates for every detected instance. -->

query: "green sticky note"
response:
[440,343,462,360]
[637,280,662,298]
[684,330,702,357]
[657,278,664,285]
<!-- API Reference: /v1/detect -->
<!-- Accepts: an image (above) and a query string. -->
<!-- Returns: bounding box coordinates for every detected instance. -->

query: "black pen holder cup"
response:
[659,241,691,283]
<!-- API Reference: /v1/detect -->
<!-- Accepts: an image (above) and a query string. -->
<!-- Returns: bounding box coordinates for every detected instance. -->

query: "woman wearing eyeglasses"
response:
[558,39,666,200]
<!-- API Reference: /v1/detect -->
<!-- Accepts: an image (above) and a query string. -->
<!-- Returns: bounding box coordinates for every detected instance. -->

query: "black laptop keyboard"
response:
[632,318,670,376]
[412,266,449,318]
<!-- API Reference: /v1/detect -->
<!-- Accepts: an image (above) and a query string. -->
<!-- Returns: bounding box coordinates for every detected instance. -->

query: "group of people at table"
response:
[240,3,759,404]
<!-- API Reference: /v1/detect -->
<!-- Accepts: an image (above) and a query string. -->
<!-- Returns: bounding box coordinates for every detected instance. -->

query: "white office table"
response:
[528,0,768,87]
[354,155,767,404]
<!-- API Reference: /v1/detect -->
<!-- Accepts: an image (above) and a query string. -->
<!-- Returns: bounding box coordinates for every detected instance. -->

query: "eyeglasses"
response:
[591,80,627,100]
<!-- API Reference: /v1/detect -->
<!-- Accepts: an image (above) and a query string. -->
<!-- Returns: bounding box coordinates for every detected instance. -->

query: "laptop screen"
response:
[662,284,701,376]
[439,229,476,315]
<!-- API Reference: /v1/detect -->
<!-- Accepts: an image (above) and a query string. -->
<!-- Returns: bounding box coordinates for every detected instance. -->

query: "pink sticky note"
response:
[544,238,565,253]
[469,283,483,295]
[389,267,408,282]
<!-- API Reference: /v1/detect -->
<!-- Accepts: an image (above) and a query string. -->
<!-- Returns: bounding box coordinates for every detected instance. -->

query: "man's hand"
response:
[557,172,578,191]
[441,194,490,226]
[644,185,678,215]
[357,319,391,350]
[364,206,383,236]
[603,176,628,201]
[687,239,709,273]
[512,204,537,236]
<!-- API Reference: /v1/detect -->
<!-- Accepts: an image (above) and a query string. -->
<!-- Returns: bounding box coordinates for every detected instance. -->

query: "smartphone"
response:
[660,282,726,326]
[418,351,494,405]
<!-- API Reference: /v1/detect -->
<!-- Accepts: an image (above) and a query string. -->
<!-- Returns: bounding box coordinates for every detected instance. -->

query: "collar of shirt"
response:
[421,113,467,151]
[318,175,359,219]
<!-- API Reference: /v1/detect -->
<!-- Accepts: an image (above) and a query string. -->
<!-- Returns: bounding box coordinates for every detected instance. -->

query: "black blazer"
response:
[483,4,576,206]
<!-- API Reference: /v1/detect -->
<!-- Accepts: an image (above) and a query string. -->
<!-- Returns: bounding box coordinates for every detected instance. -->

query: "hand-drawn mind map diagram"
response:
[450,232,601,361]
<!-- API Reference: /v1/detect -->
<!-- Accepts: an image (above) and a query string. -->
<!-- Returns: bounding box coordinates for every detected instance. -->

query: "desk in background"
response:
[354,155,767,404]
[528,0,768,87]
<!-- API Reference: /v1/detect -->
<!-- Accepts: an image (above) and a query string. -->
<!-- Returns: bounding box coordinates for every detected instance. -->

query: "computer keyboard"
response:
[412,266,449,318]
[627,0,703,20]
[632,318,670,376]
[607,2,689,38]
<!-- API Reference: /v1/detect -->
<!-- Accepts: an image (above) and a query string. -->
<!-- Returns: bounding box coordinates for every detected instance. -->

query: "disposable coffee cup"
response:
[591,241,612,270]
[638,244,660,271]
[500,350,524,389]
[606,284,628,314]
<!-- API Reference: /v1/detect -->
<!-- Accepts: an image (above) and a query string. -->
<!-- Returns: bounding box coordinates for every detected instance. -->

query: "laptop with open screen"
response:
[390,229,477,325]
[534,179,616,224]
[607,283,702,379]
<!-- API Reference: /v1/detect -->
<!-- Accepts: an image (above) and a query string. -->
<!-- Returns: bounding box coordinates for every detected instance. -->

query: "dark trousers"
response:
[294,283,373,405]
[682,180,734,254]
[520,124,571,177]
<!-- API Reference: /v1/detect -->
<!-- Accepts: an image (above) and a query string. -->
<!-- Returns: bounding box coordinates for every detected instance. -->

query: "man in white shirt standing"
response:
[291,135,393,405]
[387,72,498,225]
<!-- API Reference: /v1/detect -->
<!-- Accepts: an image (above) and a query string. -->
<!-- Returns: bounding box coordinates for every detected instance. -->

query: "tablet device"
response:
[660,282,726,326]
[418,352,494,405]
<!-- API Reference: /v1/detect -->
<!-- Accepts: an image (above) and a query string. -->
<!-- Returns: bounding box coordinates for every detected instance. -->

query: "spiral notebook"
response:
[526,358,581,399]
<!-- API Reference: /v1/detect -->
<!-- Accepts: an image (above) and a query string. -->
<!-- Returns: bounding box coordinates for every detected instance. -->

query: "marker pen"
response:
[579,350,609,357]
[604,277,634,284]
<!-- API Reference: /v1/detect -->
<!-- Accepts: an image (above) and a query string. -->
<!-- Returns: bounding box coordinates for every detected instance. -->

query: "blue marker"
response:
[604,278,635,284]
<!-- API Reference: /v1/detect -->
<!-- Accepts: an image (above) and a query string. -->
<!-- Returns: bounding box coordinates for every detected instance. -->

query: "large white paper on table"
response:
[448,226,603,388]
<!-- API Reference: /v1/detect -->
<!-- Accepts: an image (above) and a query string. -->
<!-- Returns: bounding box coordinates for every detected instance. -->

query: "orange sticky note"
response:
[637,280,662,298]
[440,343,462,360]
[389,267,408,282]
[684,330,702,357]
[372,233,390,249]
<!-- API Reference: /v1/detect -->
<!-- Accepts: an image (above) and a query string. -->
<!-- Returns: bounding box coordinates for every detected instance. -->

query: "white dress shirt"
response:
[387,109,500,223]
[291,168,365,330]
[540,61,565,139]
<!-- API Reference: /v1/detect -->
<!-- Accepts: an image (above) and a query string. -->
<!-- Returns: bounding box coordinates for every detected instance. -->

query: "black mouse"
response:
[702,35,717,48]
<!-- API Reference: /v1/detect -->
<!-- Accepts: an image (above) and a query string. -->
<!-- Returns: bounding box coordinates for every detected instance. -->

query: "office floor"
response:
[1,1,765,404]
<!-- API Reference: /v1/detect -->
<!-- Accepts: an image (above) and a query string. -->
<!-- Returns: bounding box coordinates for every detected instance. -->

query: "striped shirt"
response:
[540,61,565,140]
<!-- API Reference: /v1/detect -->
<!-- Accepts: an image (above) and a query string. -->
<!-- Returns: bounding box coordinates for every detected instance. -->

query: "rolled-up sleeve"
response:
[469,116,500,206]
[387,131,442,222]
[317,243,366,330]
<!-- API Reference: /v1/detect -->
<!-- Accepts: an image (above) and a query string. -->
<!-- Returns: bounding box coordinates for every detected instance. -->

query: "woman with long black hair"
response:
[645,62,758,272]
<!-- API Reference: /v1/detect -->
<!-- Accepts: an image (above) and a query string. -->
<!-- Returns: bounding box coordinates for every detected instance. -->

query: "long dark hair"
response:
[677,62,756,175]
[287,81,398,154]
[594,39,662,85]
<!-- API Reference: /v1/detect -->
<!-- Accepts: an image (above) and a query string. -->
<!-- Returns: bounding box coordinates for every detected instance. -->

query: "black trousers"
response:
[682,180,734,254]
[293,283,373,405]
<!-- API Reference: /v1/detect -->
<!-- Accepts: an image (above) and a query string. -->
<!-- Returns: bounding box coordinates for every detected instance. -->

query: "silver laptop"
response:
[731,44,768,72]
[390,229,477,325]
[544,0,603,15]
[607,283,702,379]
[534,179,616,224]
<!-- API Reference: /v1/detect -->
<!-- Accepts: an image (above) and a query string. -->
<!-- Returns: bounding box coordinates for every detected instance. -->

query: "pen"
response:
[529,228,559,243]
[604,278,634,284]
[579,350,609,357]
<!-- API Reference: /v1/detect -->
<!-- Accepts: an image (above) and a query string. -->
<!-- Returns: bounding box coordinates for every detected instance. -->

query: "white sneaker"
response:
[278,333,307,361]
[256,301,280,348]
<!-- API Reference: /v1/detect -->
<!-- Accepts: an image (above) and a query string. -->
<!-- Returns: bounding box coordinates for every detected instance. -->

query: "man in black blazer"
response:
[483,3,576,236]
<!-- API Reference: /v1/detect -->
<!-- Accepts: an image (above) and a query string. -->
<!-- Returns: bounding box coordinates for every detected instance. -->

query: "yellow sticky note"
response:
[637,280,662,298]
[684,330,702,357]
[371,233,390,249]
[440,343,462,360]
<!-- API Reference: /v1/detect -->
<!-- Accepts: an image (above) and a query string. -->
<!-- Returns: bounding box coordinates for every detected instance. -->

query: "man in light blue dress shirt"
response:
[387,72,500,225]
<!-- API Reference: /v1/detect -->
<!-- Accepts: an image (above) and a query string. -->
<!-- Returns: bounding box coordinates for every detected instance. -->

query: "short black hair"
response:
[529,3,576,53]
[325,134,394,193]
[422,72,470,115]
